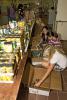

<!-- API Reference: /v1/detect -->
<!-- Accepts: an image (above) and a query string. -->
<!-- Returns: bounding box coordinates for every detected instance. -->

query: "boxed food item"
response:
[0,52,15,60]
[0,60,15,83]
[18,21,25,29]
[0,58,17,83]
[0,64,14,75]
[0,74,14,83]
[0,52,17,74]
[4,41,12,52]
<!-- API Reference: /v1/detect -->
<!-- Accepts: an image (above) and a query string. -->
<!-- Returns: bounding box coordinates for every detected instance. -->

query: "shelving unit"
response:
[0,20,35,100]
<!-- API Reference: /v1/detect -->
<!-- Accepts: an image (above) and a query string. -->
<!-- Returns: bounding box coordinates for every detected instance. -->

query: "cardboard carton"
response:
[28,66,50,96]
[32,57,42,66]
[22,64,62,96]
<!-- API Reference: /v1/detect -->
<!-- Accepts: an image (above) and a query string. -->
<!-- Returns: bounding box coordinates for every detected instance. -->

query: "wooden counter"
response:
[0,52,28,100]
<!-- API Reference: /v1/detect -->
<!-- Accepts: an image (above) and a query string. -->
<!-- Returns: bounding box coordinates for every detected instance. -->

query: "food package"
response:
[18,21,25,29]
[0,75,14,83]
[0,65,14,74]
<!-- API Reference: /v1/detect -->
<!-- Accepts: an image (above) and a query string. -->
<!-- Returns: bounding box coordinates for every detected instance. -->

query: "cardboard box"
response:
[28,66,50,96]
[22,64,62,96]
[32,57,42,66]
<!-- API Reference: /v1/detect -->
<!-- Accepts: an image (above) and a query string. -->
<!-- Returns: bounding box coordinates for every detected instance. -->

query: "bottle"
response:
[12,41,17,51]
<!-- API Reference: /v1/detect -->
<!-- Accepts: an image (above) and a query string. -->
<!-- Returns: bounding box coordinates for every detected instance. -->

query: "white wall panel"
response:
[56,0,67,21]
[56,22,67,40]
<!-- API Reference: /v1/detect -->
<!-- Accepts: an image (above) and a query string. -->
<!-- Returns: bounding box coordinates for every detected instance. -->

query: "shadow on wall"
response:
[58,33,62,40]
[0,15,8,25]
[0,5,8,25]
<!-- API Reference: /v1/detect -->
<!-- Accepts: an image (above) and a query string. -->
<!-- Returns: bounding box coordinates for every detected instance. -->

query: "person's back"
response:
[43,45,67,70]
[10,6,15,18]
[8,5,16,21]
[34,45,67,87]
[48,32,62,47]
[50,50,67,71]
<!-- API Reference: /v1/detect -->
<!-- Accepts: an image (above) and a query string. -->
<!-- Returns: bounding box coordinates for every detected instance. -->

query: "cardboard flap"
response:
[32,57,42,65]
[28,65,34,86]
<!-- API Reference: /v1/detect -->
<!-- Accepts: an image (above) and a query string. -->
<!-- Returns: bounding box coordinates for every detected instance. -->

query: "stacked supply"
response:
[0,52,15,83]
[0,33,23,83]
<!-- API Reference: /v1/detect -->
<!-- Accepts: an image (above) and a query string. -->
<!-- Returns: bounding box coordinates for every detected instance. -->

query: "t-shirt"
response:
[50,51,67,69]
[48,39,61,47]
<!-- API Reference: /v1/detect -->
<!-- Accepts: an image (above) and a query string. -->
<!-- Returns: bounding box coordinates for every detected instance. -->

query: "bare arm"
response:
[34,63,54,87]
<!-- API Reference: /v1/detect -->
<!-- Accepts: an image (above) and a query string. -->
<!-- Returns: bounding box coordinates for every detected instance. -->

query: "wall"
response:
[56,22,67,40]
[0,0,11,25]
[56,0,67,21]
[55,0,67,40]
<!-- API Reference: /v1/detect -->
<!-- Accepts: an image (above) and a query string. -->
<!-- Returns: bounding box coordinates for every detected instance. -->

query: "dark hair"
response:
[51,7,54,10]
[51,32,58,38]
[18,4,24,9]
[42,25,48,30]
[51,32,54,36]
[54,33,58,38]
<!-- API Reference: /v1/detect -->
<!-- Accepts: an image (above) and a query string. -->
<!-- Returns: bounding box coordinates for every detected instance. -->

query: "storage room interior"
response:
[0,0,67,100]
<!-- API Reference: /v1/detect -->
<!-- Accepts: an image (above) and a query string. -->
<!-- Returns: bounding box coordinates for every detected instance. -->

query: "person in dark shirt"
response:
[7,4,16,21]
[18,4,24,20]
[39,26,50,47]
